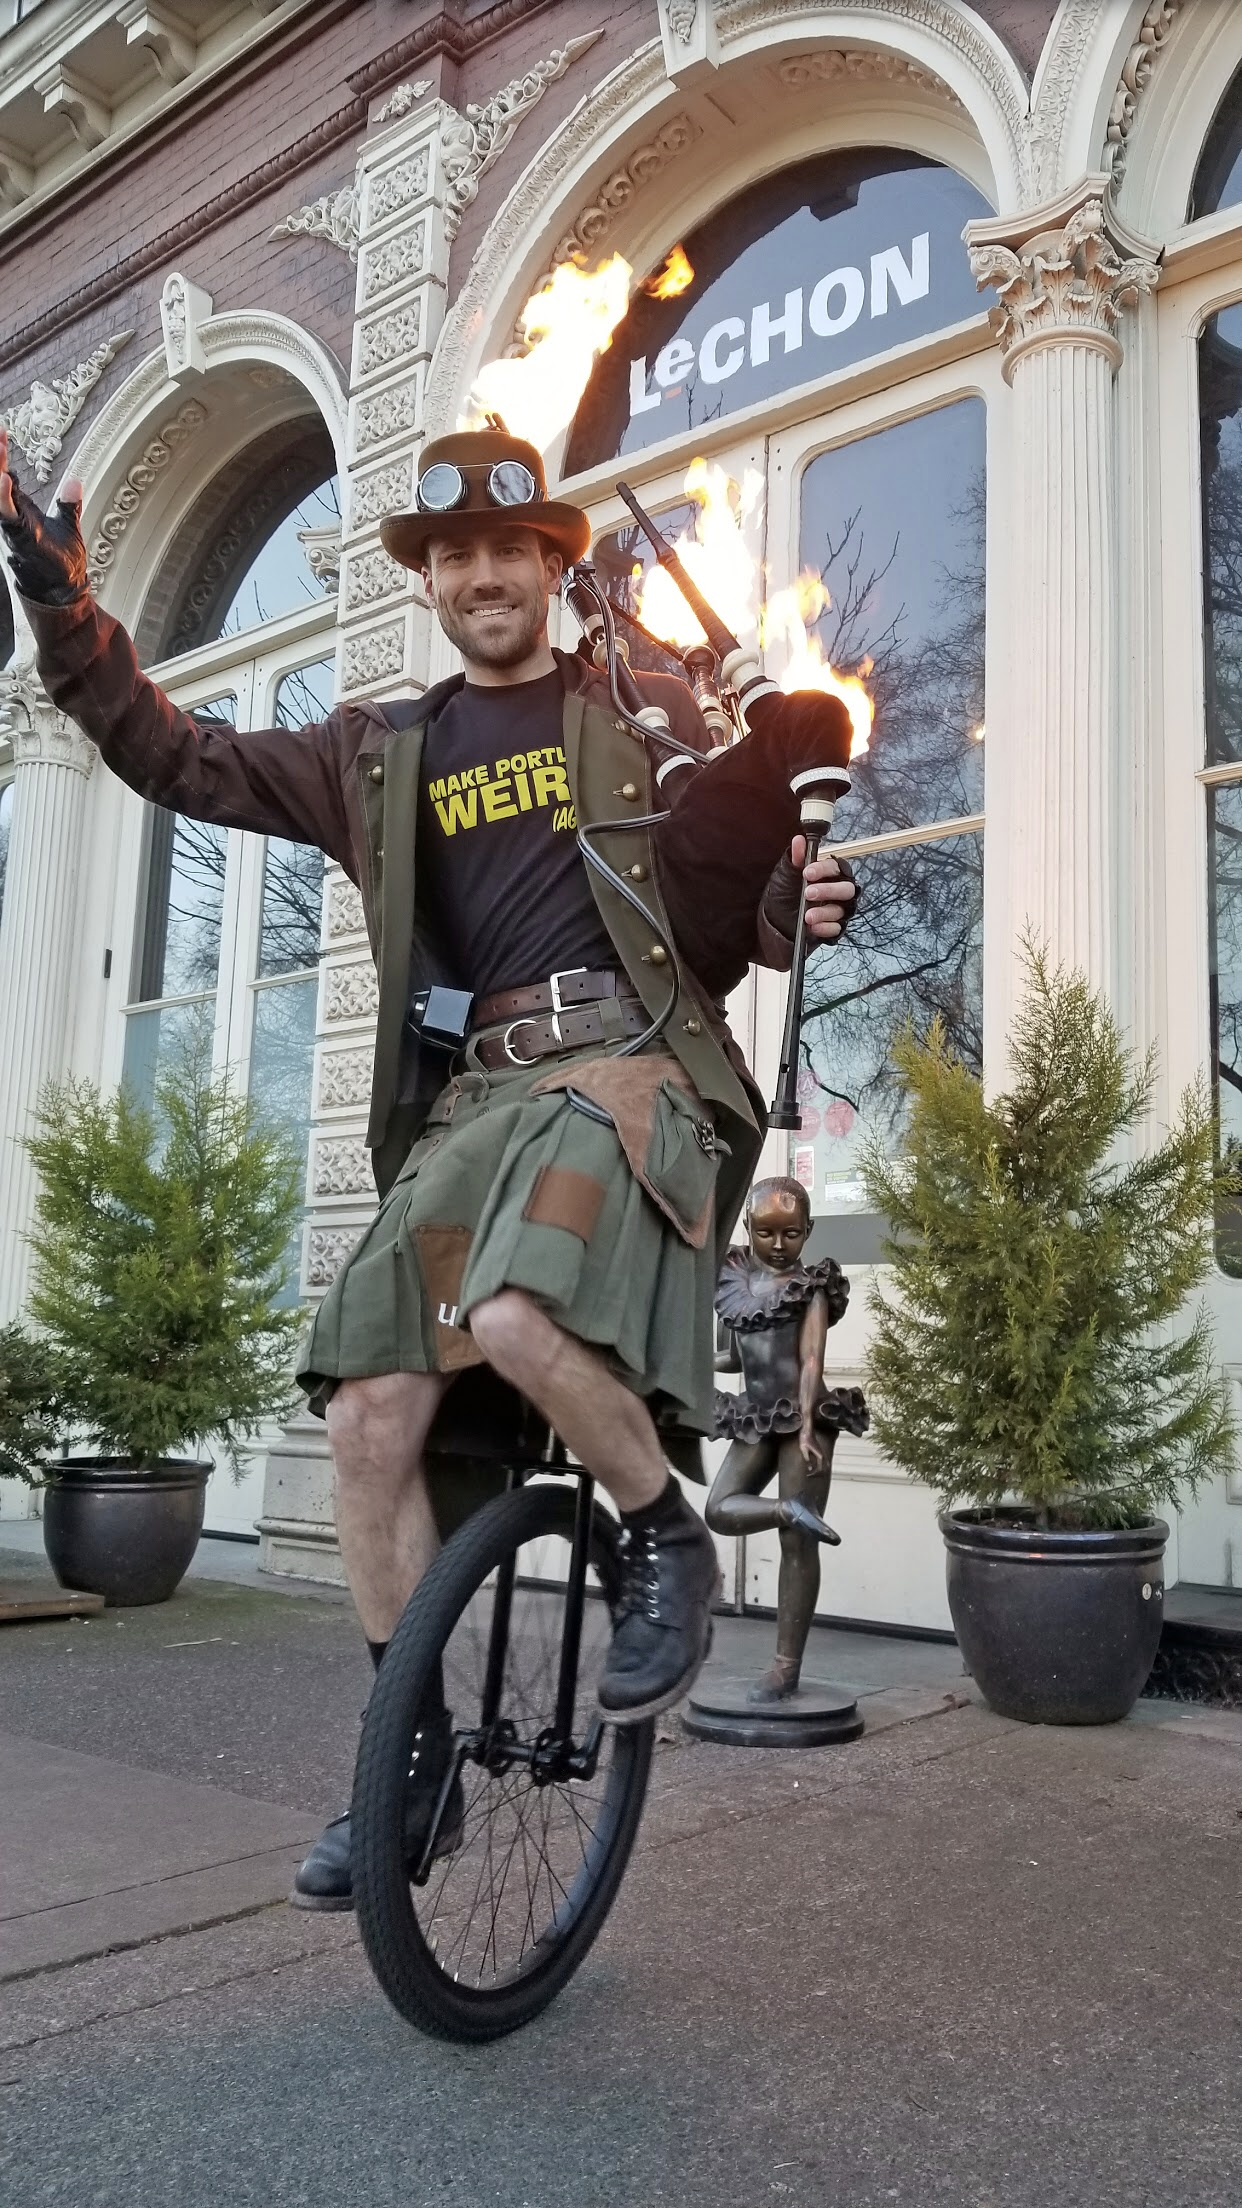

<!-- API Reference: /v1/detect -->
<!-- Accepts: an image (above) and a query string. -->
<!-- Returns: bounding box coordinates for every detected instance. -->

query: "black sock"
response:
[367,1638,388,1672]
[620,1473,684,1532]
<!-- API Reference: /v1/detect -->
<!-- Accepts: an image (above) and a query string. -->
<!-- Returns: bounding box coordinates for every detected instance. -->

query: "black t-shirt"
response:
[416,669,617,998]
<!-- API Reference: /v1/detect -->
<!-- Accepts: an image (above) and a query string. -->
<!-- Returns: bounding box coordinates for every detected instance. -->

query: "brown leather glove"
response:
[0,470,89,605]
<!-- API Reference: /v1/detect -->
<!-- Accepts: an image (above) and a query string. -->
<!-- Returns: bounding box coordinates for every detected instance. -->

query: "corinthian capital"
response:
[965,179,1160,381]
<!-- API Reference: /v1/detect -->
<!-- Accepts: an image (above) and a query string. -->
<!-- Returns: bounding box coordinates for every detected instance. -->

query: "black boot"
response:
[598,1488,719,1725]
[290,1710,465,1912]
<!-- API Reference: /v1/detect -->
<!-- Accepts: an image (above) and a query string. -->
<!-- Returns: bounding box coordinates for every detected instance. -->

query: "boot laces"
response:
[617,1524,662,1624]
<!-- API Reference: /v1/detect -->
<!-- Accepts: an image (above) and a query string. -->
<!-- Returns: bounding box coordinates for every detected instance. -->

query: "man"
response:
[0,425,857,1908]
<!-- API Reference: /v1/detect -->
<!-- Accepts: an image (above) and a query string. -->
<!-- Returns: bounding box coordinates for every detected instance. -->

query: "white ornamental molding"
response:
[350,455,414,533]
[1,333,133,485]
[327,875,367,939]
[343,543,410,614]
[312,1133,374,1197]
[297,523,342,589]
[552,111,701,265]
[373,78,434,126]
[306,1223,367,1289]
[86,397,207,591]
[369,153,433,231]
[160,272,213,379]
[966,190,1160,381]
[341,620,405,690]
[439,30,604,242]
[324,961,380,1023]
[361,226,429,305]
[352,375,421,456]
[358,301,423,380]
[271,168,362,261]
[1104,1,1187,191]
[0,677,95,774]
[776,48,957,102]
[317,1046,374,1111]
[657,0,720,85]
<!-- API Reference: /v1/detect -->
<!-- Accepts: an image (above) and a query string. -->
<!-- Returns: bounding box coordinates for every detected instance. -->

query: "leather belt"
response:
[473,995,649,1071]
[472,968,631,1030]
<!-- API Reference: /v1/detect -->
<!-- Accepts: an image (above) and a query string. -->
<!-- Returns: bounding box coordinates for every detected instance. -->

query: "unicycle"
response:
[351,1460,655,2041]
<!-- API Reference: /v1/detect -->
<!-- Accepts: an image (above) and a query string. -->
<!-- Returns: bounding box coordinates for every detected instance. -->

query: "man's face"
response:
[421,528,563,671]
[748,1192,811,1272]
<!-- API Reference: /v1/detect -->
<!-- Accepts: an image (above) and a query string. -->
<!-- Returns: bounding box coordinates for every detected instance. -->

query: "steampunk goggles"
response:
[415,459,544,515]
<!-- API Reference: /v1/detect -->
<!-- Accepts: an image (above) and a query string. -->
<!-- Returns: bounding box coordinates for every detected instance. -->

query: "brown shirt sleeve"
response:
[19,591,357,874]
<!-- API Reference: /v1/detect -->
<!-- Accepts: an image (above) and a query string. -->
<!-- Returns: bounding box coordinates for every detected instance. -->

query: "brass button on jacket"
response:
[369,763,384,785]
[628,862,647,882]
[619,782,640,801]
[648,944,668,965]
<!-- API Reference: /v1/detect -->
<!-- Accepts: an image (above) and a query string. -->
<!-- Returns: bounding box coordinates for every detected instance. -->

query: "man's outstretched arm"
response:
[0,432,355,868]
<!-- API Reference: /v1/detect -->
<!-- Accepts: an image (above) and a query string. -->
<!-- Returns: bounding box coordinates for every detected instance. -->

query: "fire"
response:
[644,244,694,299]
[633,460,874,757]
[462,253,633,453]
[761,572,874,757]
[634,457,763,651]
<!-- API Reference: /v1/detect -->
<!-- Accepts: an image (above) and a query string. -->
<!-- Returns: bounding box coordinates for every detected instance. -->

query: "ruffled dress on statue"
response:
[712,1248,869,1444]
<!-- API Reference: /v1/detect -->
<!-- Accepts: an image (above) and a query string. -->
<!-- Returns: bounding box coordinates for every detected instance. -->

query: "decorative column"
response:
[258,88,450,1580]
[0,638,94,1329]
[965,181,1160,1040]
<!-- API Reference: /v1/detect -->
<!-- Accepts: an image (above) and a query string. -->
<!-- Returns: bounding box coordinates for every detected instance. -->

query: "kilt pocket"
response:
[522,1164,607,1241]
[413,1224,486,1371]
[531,1054,718,1248]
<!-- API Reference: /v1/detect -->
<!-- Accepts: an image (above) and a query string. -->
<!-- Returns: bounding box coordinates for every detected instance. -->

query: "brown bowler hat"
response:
[380,429,591,571]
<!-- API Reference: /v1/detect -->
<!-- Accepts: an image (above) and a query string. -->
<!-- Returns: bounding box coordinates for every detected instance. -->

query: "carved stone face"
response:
[747,1189,810,1273]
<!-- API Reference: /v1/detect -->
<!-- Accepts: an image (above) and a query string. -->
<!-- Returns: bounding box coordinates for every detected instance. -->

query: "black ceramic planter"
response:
[941,1509,1169,1725]
[43,1457,211,1607]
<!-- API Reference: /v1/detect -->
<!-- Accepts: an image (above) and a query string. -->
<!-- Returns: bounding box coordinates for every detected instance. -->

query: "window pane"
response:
[274,655,336,729]
[259,840,324,977]
[0,780,12,925]
[122,997,215,1113]
[140,813,229,1001]
[1209,782,1242,1275]
[796,831,983,1209]
[1201,307,1242,768]
[567,150,990,469]
[798,399,986,839]
[249,978,317,1304]
[216,477,340,640]
[1191,65,1242,221]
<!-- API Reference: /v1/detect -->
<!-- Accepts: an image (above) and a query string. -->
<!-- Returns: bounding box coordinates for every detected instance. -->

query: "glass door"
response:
[121,646,333,1534]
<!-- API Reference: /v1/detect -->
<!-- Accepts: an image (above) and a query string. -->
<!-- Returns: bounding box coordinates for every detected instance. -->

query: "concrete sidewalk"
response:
[3,1544,1241,2207]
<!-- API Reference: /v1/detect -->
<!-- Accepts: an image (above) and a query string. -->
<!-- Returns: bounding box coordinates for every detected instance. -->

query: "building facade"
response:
[0,0,1239,1630]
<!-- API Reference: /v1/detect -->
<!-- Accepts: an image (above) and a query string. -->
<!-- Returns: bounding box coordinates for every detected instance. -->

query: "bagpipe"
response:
[563,483,853,1133]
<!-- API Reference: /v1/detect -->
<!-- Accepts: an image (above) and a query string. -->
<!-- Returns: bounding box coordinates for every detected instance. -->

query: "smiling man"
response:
[1,424,857,1910]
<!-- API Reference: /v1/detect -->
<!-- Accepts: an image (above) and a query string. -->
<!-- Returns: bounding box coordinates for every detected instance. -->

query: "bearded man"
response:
[0,425,856,1908]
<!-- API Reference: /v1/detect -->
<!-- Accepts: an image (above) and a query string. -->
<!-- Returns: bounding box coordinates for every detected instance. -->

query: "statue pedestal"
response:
[682,1672,863,1748]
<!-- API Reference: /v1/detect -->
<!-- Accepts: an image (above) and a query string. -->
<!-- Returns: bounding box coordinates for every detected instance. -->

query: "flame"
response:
[633,459,874,757]
[462,254,633,453]
[761,571,874,757]
[644,244,694,299]
[634,457,763,650]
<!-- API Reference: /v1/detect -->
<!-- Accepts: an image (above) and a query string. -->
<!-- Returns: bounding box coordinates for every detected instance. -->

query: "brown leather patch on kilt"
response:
[521,1165,606,1242]
[413,1224,486,1371]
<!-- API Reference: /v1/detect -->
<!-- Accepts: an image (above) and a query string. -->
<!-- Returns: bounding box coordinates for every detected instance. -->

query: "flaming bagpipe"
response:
[466,250,876,1132]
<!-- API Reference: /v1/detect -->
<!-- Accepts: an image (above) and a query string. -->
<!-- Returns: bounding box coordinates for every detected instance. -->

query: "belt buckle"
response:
[502,1018,540,1066]
[548,966,588,1045]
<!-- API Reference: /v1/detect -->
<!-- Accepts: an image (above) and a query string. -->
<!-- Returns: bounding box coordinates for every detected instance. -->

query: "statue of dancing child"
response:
[706,1177,868,1704]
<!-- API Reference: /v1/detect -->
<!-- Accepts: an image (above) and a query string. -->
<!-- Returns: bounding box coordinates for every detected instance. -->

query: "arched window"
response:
[121,421,340,1317]
[579,148,990,1239]
[1199,305,1242,1270]
[1190,63,1242,222]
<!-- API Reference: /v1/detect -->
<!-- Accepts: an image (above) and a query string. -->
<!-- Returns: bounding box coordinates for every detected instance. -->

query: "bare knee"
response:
[469,1289,547,1377]
[326,1370,443,1477]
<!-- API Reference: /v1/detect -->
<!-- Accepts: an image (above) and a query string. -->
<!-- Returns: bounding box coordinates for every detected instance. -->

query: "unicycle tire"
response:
[352,1481,654,2042]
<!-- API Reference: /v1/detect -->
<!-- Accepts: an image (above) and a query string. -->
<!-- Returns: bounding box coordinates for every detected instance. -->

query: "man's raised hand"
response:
[0,427,89,604]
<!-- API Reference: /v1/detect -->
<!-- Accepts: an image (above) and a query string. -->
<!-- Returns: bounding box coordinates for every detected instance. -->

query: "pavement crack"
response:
[0,1896,290,1989]
[1,1931,340,2056]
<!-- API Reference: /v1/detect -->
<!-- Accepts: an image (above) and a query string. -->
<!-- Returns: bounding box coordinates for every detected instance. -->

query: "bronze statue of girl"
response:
[707,1176,868,1702]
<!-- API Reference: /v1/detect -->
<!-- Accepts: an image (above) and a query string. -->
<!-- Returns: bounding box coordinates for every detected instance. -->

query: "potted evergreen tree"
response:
[862,945,1239,1725]
[6,1060,303,1606]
